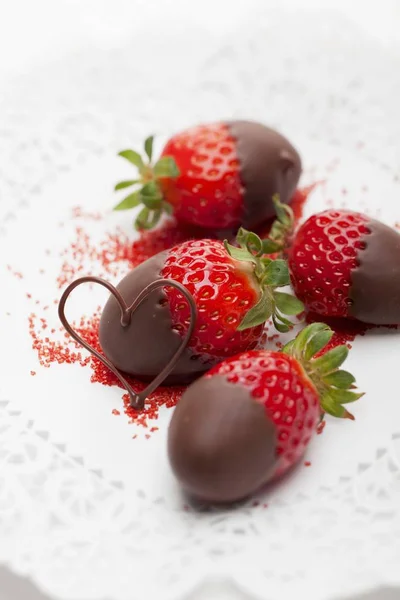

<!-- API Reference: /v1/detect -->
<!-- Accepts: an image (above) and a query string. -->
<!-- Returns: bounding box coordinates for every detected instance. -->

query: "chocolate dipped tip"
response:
[227,120,302,230]
[351,218,400,325]
[167,375,277,503]
[58,275,197,409]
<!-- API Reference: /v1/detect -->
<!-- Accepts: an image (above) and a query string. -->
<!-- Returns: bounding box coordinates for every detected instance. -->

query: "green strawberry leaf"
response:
[135,207,162,230]
[138,181,162,209]
[144,135,154,162]
[281,322,363,420]
[236,228,263,256]
[320,391,355,420]
[262,260,290,287]
[154,156,180,178]
[274,291,304,316]
[237,292,273,331]
[272,314,291,333]
[312,345,349,374]
[328,388,364,404]
[272,194,292,227]
[113,191,141,211]
[114,179,140,191]
[304,328,334,360]
[224,241,258,265]
[323,370,356,389]
[261,238,282,254]
[281,339,295,354]
[292,322,328,357]
[118,149,145,172]
[141,181,161,197]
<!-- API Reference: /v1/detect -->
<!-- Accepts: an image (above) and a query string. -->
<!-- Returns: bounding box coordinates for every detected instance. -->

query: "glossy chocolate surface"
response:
[99,251,212,385]
[168,375,277,503]
[228,120,301,230]
[351,219,400,324]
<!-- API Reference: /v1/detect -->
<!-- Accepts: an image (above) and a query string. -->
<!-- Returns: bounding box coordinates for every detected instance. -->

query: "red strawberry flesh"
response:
[159,123,244,230]
[160,239,264,359]
[289,209,371,317]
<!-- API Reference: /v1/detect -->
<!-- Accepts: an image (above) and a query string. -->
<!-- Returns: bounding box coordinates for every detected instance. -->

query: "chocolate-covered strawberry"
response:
[113,121,301,231]
[168,323,363,503]
[287,209,400,324]
[99,232,304,385]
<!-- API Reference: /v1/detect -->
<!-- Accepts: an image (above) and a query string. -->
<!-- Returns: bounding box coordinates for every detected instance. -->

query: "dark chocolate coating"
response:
[228,120,301,230]
[167,375,277,503]
[99,251,213,385]
[351,219,400,324]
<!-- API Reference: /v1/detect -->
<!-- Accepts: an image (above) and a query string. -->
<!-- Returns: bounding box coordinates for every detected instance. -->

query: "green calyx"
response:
[261,194,295,255]
[113,136,180,230]
[282,322,364,420]
[224,229,304,333]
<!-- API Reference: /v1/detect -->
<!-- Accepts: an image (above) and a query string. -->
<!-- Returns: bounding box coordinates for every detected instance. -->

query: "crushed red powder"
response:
[112,409,120,416]
[304,461,311,467]
[30,371,36,376]
[72,206,103,221]
[28,308,185,428]
[7,265,23,279]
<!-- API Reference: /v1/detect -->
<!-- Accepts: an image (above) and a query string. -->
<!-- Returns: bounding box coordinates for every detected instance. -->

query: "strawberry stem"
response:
[114,136,180,230]
[282,323,364,420]
[261,194,295,255]
[224,229,304,332]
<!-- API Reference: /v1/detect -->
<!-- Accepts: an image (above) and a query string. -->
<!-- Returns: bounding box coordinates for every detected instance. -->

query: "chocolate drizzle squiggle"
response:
[58,276,197,409]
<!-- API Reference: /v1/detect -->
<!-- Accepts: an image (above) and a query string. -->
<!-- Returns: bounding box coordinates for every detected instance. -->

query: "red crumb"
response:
[7,265,23,279]
[72,206,102,221]
[145,434,151,440]
[304,461,311,467]
[112,409,120,416]
[317,420,326,435]
[30,371,36,376]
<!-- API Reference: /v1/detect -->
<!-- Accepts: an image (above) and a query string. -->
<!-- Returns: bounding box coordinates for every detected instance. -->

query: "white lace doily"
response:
[1,5,400,600]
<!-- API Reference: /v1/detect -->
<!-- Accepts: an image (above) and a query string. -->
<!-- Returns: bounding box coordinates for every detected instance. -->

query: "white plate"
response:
[1,6,400,600]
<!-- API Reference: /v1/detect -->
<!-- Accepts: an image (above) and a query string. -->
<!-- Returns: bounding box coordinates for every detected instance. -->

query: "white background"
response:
[0,1,400,599]
[0,0,400,78]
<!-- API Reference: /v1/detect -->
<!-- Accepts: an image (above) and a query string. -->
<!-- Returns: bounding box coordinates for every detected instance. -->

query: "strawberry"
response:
[287,209,400,324]
[113,121,301,232]
[168,323,363,503]
[98,231,304,385]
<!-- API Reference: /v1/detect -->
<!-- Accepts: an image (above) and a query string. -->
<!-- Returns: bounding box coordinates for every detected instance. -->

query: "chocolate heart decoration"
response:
[58,276,197,410]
